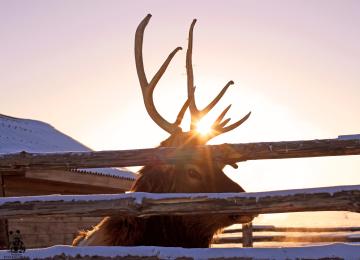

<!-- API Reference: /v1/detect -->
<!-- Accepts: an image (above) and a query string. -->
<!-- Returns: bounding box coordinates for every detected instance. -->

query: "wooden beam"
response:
[0,174,8,249]
[214,234,360,244]
[25,170,134,191]
[223,225,360,233]
[0,138,359,171]
[0,185,359,219]
[3,175,125,196]
[242,222,253,247]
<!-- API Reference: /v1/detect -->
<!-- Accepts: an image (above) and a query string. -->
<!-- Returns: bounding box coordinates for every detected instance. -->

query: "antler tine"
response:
[200,80,234,118]
[218,118,231,129]
[135,14,183,134]
[211,104,232,129]
[221,111,251,133]
[135,14,152,89]
[210,111,251,139]
[186,19,198,129]
[186,20,235,129]
[174,99,190,126]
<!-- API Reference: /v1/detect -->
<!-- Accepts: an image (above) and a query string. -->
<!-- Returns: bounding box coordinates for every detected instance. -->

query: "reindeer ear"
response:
[216,161,238,170]
[228,163,238,169]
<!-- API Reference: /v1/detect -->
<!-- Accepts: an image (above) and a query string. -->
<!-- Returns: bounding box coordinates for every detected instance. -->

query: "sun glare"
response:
[196,120,213,135]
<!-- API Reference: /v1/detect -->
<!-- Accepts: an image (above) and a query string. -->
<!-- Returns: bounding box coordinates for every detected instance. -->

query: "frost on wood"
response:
[0,185,359,219]
[0,138,359,171]
[338,134,360,140]
[0,244,359,260]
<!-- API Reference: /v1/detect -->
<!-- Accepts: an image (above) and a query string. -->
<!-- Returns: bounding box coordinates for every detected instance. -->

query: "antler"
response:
[135,14,188,134]
[186,19,251,138]
[135,14,251,137]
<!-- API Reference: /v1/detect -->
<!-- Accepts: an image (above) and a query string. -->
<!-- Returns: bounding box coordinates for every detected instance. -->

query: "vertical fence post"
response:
[0,174,9,249]
[242,222,253,247]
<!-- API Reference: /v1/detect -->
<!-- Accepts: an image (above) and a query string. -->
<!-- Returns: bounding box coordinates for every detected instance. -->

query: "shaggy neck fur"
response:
[76,166,236,247]
[73,132,249,247]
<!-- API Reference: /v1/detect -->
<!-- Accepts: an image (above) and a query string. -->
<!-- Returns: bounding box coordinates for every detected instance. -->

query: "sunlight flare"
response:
[196,120,213,136]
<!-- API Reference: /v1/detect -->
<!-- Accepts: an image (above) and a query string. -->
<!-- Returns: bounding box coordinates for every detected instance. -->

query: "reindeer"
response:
[73,14,253,248]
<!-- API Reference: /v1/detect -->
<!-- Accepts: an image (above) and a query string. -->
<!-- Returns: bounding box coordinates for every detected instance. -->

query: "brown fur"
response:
[73,133,253,247]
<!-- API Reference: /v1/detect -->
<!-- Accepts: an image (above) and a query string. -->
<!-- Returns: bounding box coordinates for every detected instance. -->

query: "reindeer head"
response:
[72,15,254,247]
[133,14,251,195]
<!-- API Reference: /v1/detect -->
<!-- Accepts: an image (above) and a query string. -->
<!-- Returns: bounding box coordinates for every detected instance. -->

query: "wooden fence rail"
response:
[223,225,360,233]
[0,137,359,171]
[0,185,359,219]
[214,234,360,244]
[217,225,360,246]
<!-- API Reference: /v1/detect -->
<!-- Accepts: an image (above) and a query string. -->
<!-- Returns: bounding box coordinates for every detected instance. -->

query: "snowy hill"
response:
[0,114,136,180]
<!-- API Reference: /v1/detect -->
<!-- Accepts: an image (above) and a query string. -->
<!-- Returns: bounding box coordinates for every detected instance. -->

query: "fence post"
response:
[242,222,253,247]
[0,174,9,249]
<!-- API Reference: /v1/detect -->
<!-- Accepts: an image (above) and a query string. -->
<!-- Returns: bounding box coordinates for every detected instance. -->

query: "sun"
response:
[196,120,213,136]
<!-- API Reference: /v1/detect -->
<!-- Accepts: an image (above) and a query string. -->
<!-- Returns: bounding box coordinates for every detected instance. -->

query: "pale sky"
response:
[1,0,359,197]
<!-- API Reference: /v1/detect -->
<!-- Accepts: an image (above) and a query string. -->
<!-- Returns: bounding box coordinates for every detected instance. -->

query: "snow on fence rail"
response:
[0,185,359,219]
[0,137,359,171]
[0,136,359,258]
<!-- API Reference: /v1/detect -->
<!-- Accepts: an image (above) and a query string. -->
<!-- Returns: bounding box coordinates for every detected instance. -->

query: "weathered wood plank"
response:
[8,216,101,223]
[242,222,253,247]
[0,185,359,219]
[26,170,134,191]
[214,234,360,244]
[0,244,358,260]
[7,220,96,235]
[223,225,360,233]
[0,174,8,249]
[3,175,125,196]
[0,138,359,171]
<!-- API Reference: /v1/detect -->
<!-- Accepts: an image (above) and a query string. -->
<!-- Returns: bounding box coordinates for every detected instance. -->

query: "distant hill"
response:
[0,114,136,180]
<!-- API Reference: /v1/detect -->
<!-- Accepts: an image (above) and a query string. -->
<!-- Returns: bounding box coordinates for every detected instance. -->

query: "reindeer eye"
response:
[187,168,202,181]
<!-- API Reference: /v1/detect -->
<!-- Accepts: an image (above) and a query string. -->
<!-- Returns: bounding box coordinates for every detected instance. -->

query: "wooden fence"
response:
[216,225,360,246]
[0,136,359,259]
[0,186,359,219]
[1,137,359,171]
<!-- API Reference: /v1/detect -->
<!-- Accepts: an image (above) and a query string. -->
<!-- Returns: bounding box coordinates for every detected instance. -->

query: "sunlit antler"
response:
[135,14,250,137]
[135,14,188,134]
[186,20,235,130]
[186,19,251,137]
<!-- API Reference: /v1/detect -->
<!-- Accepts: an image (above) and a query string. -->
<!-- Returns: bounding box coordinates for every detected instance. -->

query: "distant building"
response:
[0,114,137,248]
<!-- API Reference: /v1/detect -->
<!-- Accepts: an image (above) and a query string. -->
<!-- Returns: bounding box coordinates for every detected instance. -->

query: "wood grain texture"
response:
[0,174,8,249]
[26,170,133,190]
[223,225,360,233]
[242,222,253,247]
[3,175,126,196]
[0,185,359,219]
[0,138,359,171]
[214,234,360,244]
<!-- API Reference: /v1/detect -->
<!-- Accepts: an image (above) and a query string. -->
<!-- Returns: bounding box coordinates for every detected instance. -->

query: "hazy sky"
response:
[1,0,359,194]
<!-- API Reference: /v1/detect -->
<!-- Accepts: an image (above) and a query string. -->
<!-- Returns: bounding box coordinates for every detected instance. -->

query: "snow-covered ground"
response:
[0,244,359,259]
